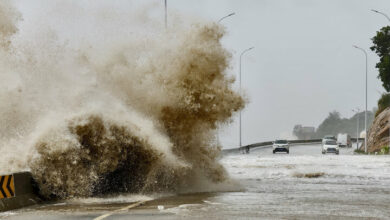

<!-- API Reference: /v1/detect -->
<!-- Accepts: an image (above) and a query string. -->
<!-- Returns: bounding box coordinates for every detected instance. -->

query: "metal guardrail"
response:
[222,138,364,155]
[222,139,318,155]
[351,138,365,142]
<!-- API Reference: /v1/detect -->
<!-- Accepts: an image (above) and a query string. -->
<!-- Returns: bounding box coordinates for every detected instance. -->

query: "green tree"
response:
[370,26,390,92]
[376,93,390,116]
[315,111,342,137]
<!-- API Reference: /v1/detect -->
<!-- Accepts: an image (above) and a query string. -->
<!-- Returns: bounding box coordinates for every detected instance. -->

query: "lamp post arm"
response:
[372,9,390,23]
[218,12,236,23]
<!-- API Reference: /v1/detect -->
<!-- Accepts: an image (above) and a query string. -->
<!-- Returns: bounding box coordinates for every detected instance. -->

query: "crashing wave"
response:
[0,1,244,199]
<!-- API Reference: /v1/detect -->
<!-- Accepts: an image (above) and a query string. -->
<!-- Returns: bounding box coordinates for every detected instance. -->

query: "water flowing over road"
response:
[3,144,390,219]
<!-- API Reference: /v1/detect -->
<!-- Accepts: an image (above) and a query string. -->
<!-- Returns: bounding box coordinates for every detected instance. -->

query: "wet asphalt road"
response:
[2,144,390,220]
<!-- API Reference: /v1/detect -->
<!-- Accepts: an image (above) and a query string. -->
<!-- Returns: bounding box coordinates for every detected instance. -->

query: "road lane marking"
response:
[93,200,146,220]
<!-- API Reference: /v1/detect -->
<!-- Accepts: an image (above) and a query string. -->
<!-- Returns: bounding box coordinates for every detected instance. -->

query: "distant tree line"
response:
[314,111,374,138]
[293,110,375,139]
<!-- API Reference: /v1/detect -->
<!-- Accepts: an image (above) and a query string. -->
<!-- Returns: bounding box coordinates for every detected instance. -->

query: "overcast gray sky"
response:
[15,0,390,148]
[167,0,389,147]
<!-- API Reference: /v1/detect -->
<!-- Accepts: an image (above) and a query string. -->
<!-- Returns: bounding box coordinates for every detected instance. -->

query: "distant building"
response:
[293,125,316,140]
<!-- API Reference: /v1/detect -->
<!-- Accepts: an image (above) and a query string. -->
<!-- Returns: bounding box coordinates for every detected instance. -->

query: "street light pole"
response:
[215,12,235,147]
[164,0,167,29]
[352,108,360,150]
[239,47,254,150]
[371,9,390,23]
[353,45,368,153]
[218,12,235,23]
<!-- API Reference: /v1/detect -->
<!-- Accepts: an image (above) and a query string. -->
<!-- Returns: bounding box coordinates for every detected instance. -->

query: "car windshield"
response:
[324,136,335,139]
[325,140,337,145]
[275,140,287,144]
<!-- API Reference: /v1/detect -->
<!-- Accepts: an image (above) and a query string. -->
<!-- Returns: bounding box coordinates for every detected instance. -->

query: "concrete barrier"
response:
[0,172,40,212]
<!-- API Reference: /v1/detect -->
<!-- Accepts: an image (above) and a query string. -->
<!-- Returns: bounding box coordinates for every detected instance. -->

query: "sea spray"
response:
[0,0,20,49]
[0,1,245,198]
[29,111,188,198]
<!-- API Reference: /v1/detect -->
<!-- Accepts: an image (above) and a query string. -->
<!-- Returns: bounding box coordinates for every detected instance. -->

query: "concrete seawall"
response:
[0,172,40,212]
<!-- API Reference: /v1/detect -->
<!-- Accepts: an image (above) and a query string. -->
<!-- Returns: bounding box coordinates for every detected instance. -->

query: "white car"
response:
[322,135,336,145]
[322,140,339,155]
[273,140,290,154]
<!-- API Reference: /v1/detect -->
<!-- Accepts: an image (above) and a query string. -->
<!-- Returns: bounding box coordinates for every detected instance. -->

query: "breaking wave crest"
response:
[30,113,188,198]
[0,1,244,199]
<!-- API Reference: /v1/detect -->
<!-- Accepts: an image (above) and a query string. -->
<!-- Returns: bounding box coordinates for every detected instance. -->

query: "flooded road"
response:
[3,144,390,219]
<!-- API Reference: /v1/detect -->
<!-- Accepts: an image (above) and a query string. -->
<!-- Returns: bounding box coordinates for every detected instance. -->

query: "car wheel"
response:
[286,150,289,154]
[322,151,325,154]
[273,150,275,154]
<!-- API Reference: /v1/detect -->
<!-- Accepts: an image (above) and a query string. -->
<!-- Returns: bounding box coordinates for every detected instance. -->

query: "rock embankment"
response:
[367,107,390,152]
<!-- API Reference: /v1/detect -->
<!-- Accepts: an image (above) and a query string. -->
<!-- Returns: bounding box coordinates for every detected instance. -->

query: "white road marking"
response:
[93,201,146,220]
